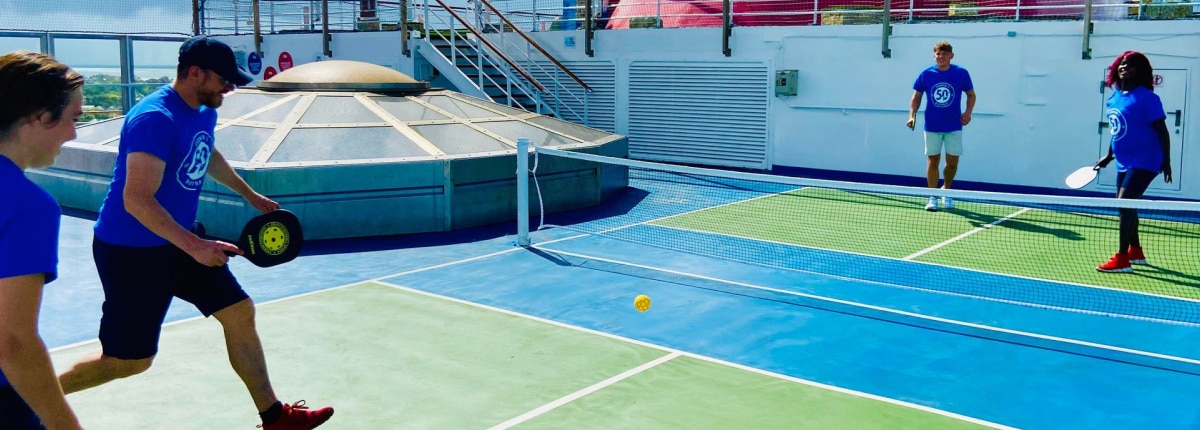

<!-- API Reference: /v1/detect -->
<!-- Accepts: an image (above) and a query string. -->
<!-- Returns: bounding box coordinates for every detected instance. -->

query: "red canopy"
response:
[604,0,814,29]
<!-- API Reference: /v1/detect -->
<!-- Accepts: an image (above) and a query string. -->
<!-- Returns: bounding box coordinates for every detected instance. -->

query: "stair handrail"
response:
[476,0,593,93]
[431,0,548,93]
[418,4,545,113]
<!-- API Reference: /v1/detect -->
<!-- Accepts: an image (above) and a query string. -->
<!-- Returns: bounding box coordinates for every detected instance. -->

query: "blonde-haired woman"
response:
[0,50,85,430]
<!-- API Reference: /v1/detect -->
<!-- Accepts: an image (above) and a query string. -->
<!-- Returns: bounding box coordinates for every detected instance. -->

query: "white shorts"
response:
[924,131,963,156]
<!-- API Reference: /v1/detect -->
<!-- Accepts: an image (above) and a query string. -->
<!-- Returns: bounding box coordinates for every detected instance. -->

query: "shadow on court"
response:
[947,208,1087,241]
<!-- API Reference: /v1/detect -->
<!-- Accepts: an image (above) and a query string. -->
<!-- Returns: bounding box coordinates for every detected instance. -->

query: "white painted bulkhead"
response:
[220,19,1199,199]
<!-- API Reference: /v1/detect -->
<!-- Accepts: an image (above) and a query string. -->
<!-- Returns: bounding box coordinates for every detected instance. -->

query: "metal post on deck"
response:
[120,36,133,114]
[401,0,410,56]
[656,0,662,28]
[422,1,430,39]
[1081,0,1094,59]
[253,0,262,55]
[722,0,732,57]
[193,0,201,35]
[584,0,595,57]
[881,0,892,58]
[516,137,531,247]
[322,0,332,57]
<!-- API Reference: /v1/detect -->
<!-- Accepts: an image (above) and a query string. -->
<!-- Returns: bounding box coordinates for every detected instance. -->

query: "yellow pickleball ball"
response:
[634,294,651,312]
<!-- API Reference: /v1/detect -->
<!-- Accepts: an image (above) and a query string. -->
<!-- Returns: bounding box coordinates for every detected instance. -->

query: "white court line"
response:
[904,208,1031,260]
[643,214,1200,310]
[536,246,1200,370]
[47,247,539,353]
[572,222,1200,327]
[54,181,804,350]
[487,352,684,430]
[374,279,1016,430]
[45,222,1010,427]
[36,187,1117,427]
[48,217,641,354]
[539,184,805,237]
[542,170,1200,306]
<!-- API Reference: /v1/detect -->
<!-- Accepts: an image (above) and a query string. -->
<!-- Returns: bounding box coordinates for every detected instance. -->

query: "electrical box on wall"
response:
[775,70,797,96]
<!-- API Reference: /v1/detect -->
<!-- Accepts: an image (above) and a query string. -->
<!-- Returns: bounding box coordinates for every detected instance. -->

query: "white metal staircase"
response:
[413,0,594,124]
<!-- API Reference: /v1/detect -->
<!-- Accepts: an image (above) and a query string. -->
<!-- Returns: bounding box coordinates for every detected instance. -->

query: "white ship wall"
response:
[223,19,1200,198]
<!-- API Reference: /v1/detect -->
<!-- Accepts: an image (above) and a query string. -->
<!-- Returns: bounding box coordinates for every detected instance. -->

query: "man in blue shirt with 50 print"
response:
[56,36,334,429]
[907,41,976,212]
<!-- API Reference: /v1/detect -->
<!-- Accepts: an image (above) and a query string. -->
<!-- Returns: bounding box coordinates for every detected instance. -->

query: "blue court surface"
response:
[42,174,1200,429]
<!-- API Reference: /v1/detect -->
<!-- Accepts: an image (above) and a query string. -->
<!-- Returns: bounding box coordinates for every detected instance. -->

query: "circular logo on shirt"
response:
[1106,108,1127,141]
[176,132,213,191]
[931,82,955,108]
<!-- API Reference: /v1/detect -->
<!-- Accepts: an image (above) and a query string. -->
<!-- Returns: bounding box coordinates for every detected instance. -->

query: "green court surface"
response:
[518,356,985,430]
[51,282,988,429]
[653,188,1200,299]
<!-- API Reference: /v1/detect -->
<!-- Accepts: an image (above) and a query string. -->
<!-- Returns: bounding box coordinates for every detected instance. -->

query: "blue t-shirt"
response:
[913,64,974,133]
[1107,86,1167,173]
[94,86,218,247]
[0,156,62,387]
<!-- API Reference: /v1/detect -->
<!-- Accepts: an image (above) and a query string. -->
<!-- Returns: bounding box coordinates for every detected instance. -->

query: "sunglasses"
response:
[206,69,232,88]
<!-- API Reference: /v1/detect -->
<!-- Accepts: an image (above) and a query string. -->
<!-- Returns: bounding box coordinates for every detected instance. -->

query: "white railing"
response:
[420,0,550,113]
[200,0,405,35]
[470,0,593,123]
[485,0,1198,30]
[198,0,1198,34]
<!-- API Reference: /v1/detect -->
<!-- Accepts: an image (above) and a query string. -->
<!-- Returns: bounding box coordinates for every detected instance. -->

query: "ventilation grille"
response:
[529,61,616,133]
[628,62,769,169]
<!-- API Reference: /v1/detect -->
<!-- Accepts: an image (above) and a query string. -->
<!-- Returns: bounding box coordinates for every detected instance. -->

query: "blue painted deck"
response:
[42,174,1200,429]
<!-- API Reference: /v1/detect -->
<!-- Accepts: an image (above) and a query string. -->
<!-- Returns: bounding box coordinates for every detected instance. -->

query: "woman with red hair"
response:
[1094,51,1172,273]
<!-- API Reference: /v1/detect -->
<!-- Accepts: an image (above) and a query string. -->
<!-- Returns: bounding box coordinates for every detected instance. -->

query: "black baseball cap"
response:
[178,36,255,86]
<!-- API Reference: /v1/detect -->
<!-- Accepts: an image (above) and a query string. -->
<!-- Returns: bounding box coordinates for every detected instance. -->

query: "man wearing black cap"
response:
[57,36,334,429]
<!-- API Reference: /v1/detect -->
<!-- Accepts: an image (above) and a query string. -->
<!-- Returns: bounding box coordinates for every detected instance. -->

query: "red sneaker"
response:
[259,400,334,430]
[1097,253,1132,273]
[1128,246,1147,265]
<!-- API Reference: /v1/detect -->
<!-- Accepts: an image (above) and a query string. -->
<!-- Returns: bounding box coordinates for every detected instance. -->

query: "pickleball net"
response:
[516,145,1200,326]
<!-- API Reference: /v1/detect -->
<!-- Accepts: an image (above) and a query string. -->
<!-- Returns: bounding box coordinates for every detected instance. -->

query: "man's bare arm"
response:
[124,152,239,265]
[907,90,923,129]
[962,90,977,125]
[206,150,279,214]
[1153,118,1172,182]
[0,274,82,430]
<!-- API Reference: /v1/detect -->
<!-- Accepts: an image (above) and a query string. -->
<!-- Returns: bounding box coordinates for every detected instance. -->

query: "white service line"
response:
[536,246,1200,369]
[375,280,1016,429]
[643,216,1200,312]
[48,246,536,353]
[47,209,680,354]
[487,352,684,430]
[904,208,1030,260]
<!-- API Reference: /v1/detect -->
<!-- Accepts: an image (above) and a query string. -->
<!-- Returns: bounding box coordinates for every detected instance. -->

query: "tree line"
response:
[81,73,173,123]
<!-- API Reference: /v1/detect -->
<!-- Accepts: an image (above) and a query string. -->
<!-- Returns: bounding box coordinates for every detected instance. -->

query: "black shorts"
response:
[93,237,250,360]
[0,383,44,430]
[1116,168,1158,199]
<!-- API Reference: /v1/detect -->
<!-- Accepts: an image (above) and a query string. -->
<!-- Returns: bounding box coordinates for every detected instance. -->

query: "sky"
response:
[0,0,473,68]
[0,0,190,67]
[0,35,182,70]
[0,0,192,35]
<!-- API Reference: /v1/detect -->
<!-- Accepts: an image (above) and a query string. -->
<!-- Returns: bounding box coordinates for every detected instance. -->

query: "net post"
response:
[516,137,531,246]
